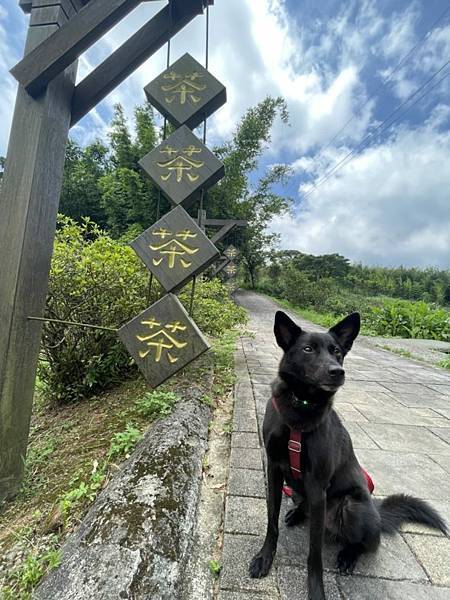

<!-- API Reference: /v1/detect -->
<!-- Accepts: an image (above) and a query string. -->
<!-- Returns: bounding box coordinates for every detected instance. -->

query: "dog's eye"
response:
[303,346,313,353]
[333,347,341,355]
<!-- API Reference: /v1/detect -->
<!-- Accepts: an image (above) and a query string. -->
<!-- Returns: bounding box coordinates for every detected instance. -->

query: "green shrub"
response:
[40,218,246,404]
[179,279,247,336]
[39,216,151,403]
[365,300,450,341]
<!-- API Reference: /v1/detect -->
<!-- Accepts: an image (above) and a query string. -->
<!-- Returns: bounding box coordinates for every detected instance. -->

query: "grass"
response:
[438,355,450,371]
[209,559,221,577]
[211,329,239,396]
[378,345,414,359]
[0,326,238,598]
[0,362,208,596]
[266,296,346,329]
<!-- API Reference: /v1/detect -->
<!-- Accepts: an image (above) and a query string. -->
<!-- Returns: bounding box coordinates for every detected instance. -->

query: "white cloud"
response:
[0,0,385,154]
[0,5,20,156]
[1,0,449,268]
[271,110,450,268]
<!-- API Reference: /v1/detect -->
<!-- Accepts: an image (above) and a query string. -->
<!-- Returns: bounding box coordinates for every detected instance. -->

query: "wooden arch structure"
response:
[0,0,213,502]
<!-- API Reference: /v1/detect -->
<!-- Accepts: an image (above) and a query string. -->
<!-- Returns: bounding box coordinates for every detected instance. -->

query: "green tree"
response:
[109,104,139,170]
[99,168,150,237]
[59,140,109,227]
[133,102,158,157]
[207,97,292,286]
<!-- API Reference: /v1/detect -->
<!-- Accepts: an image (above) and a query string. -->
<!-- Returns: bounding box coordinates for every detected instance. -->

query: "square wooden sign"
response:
[118,293,210,388]
[139,125,224,207]
[224,245,240,260]
[144,53,227,130]
[130,206,220,293]
[224,262,238,278]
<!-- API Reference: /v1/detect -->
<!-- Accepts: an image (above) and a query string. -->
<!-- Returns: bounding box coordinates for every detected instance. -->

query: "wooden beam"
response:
[11,0,149,96]
[19,0,33,12]
[204,219,247,245]
[210,257,231,278]
[170,0,209,20]
[0,1,78,502]
[205,219,248,227]
[211,223,237,245]
[71,4,198,126]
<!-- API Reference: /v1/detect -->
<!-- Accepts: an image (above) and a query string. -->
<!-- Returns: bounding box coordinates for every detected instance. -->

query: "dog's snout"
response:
[328,366,345,378]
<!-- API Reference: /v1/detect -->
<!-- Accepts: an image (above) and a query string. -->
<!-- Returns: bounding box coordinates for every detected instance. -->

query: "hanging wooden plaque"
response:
[139,125,224,207]
[224,262,237,278]
[118,293,210,388]
[131,205,220,293]
[224,245,239,260]
[144,52,227,130]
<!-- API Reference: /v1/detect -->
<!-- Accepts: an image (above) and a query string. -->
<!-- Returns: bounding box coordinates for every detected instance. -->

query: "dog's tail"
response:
[376,494,447,535]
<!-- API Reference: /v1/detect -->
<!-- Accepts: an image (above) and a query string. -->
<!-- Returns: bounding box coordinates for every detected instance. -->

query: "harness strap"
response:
[271,396,375,493]
[272,396,302,480]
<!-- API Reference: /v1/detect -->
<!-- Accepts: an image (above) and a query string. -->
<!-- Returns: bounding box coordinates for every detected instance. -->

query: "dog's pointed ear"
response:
[274,311,302,351]
[329,312,360,353]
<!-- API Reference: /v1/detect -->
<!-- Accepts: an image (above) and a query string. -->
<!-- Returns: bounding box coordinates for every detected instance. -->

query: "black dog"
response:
[249,310,447,600]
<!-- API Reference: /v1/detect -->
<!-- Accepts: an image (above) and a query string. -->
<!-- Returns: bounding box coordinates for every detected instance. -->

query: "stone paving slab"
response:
[219,290,450,600]
[359,423,450,454]
[355,449,450,500]
[275,500,427,582]
[435,407,450,420]
[404,534,450,586]
[428,454,450,473]
[427,384,450,396]
[218,592,270,600]
[231,432,261,449]
[228,468,266,498]
[395,395,450,412]
[338,577,450,599]
[335,403,369,423]
[230,447,263,471]
[429,427,450,444]
[355,403,450,427]
[340,422,379,449]
[220,534,278,595]
[232,409,258,433]
[277,565,341,600]
[224,496,267,535]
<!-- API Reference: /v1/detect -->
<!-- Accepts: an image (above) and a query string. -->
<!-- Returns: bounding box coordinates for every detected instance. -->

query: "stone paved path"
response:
[218,290,450,600]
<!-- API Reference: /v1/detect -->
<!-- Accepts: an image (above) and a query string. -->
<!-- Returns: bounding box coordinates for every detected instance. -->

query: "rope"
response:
[190,3,210,316]
[149,11,173,304]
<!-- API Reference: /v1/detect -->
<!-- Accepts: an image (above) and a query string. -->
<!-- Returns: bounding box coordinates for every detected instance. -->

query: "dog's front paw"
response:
[249,548,275,578]
[336,547,357,575]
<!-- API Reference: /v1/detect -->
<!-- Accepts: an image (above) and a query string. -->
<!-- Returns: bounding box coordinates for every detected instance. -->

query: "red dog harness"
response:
[271,397,374,496]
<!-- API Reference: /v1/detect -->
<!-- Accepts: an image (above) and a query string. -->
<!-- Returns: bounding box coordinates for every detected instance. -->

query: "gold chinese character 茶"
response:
[225,264,237,276]
[136,318,188,363]
[161,70,206,105]
[157,145,205,183]
[225,246,239,259]
[150,228,199,269]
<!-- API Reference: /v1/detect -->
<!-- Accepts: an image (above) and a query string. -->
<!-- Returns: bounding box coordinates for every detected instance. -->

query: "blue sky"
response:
[1,0,450,268]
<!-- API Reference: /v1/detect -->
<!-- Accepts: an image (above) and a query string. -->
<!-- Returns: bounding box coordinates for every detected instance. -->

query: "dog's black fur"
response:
[249,311,447,600]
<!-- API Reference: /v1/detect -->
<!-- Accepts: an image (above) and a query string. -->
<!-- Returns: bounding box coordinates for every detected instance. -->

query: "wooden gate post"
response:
[0,0,80,501]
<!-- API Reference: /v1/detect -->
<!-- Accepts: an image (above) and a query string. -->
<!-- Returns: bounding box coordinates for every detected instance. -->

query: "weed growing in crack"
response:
[134,391,179,420]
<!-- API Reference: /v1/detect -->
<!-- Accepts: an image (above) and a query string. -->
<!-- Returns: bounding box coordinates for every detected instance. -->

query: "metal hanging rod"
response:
[27,316,118,333]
